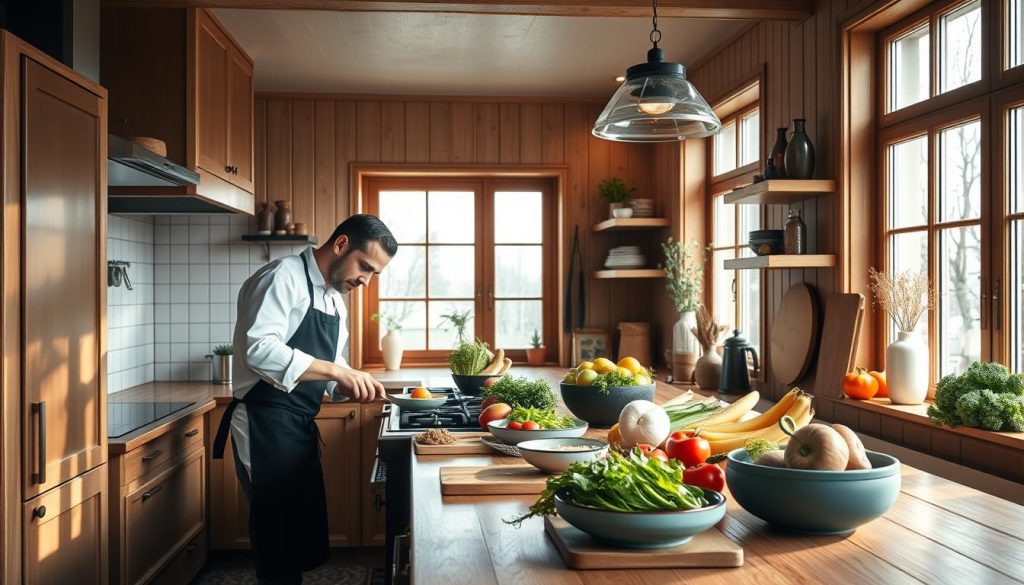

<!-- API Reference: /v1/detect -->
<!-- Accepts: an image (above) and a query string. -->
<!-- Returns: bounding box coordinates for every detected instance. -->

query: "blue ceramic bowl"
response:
[554,488,726,549]
[451,373,503,396]
[560,383,656,427]
[725,448,901,535]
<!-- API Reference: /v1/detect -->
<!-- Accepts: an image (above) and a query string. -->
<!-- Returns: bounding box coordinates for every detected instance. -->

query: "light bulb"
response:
[638,101,674,115]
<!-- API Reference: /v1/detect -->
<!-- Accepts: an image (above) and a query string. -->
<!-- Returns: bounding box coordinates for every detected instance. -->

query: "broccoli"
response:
[928,361,1024,432]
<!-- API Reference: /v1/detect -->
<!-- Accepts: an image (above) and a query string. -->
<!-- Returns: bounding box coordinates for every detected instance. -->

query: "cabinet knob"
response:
[225,165,232,173]
[348,410,356,420]
[32,506,46,519]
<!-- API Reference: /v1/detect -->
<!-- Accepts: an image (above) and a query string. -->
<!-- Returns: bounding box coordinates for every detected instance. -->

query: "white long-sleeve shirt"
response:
[230,247,349,474]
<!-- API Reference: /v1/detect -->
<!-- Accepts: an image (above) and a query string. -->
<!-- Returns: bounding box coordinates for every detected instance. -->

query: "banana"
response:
[700,388,803,434]
[699,395,811,441]
[497,357,512,375]
[684,390,759,429]
[706,399,813,455]
[478,348,505,375]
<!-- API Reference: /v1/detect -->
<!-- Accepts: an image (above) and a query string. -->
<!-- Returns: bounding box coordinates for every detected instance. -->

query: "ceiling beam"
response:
[101,0,812,21]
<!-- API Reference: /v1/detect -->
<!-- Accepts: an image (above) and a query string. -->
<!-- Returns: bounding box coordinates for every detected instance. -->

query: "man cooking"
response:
[213,214,397,584]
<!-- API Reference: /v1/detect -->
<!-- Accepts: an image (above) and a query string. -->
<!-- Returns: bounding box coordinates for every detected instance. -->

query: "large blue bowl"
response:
[725,448,900,535]
[559,382,655,427]
[554,488,726,549]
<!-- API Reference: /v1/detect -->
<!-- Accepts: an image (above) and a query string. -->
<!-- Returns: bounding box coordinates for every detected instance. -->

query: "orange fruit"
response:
[617,356,644,375]
[410,387,431,399]
[592,357,616,374]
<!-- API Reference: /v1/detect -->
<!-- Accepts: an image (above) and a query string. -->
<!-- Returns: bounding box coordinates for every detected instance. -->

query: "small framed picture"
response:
[572,328,610,364]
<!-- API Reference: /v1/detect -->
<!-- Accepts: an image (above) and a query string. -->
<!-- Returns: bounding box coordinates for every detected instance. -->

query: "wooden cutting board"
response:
[770,283,820,385]
[414,434,491,455]
[440,465,548,495]
[544,516,744,569]
[813,292,865,397]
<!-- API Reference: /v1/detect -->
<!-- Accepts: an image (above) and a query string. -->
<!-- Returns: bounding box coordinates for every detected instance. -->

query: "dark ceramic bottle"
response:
[769,128,788,179]
[784,118,815,179]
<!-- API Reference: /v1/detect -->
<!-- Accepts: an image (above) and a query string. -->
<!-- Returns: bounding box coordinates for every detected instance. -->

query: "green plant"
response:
[482,376,556,410]
[597,176,637,204]
[440,307,473,344]
[448,340,493,375]
[659,238,704,313]
[212,344,233,356]
[530,329,542,349]
[371,312,402,332]
[927,361,1024,432]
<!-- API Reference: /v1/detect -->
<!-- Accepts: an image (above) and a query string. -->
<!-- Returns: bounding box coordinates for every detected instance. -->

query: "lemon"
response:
[617,356,644,375]
[592,357,616,374]
[615,366,633,378]
[632,373,651,386]
[562,372,577,384]
[575,369,599,385]
[577,361,594,371]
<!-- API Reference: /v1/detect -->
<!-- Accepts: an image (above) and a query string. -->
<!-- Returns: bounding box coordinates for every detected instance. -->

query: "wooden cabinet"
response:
[320,404,363,547]
[361,402,387,546]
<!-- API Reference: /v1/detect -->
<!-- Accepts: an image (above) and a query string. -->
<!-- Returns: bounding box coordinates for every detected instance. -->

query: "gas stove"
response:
[385,386,483,432]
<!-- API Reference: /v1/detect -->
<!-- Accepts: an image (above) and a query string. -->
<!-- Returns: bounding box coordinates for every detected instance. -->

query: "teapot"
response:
[719,330,759,394]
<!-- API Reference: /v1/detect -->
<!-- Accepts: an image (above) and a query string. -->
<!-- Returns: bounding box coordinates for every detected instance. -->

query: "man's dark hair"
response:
[328,214,398,257]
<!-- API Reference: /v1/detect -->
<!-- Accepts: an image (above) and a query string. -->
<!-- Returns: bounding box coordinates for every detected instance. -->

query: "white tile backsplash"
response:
[106,215,156,393]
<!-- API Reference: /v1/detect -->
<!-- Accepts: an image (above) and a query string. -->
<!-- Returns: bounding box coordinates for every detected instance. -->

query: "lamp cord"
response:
[650,0,661,48]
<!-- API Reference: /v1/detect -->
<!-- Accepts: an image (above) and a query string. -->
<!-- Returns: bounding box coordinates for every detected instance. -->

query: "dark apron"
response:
[213,254,338,577]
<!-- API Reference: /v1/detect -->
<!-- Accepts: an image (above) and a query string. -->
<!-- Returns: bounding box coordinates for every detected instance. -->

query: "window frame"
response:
[993,83,1024,370]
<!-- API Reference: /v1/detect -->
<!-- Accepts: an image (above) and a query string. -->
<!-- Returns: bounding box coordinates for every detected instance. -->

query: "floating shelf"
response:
[593,269,666,279]
[724,179,837,205]
[724,255,836,270]
[242,234,318,261]
[592,217,671,232]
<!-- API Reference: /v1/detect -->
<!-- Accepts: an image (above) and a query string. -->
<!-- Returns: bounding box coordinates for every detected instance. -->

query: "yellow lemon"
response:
[616,366,633,378]
[617,356,644,375]
[577,360,595,371]
[592,357,616,374]
[575,369,599,385]
[632,373,651,386]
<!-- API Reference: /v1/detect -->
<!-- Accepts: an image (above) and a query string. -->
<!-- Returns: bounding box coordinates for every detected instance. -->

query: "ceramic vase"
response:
[256,202,275,234]
[381,329,404,371]
[274,200,293,232]
[526,347,545,366]
[784,118,815,179]
[673,311,699,355]
[769,127,788,179]
[694,345,722,390]
[886,331,929,404]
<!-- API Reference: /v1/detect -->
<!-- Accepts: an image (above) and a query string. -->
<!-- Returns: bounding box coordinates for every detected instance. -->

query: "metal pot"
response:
[207,354,232,385]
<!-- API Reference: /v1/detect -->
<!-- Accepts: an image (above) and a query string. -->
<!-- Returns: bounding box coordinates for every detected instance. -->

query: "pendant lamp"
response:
[592,0,721,142]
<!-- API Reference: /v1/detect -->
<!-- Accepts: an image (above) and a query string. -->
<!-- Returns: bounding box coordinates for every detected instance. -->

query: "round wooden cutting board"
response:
[769,283,820,385]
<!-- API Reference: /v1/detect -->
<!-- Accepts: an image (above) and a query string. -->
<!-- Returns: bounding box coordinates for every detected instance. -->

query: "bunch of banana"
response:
[682,390,761,429]
[695,388,814,455]
[478,348,512,376]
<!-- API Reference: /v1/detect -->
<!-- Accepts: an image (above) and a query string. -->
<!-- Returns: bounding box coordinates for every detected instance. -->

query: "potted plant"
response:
[868,268,934,404]
[659,238,704,380]
[207,344,233,385]
[526,329,545,366]
[597,177,637,218]
[372,312,404,371]
[439,307,473,345]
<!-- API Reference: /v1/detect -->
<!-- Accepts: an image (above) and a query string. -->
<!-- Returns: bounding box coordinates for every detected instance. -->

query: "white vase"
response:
[886,331,929,404]
[673,311,699,355]
[381,329,404,371]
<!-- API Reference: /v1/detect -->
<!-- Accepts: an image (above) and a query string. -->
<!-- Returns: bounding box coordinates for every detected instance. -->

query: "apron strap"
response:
[299,253,318,316]
[212,398,242,459]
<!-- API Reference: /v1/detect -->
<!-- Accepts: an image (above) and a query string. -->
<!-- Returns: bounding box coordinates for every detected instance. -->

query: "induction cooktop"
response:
[108,401,195,438]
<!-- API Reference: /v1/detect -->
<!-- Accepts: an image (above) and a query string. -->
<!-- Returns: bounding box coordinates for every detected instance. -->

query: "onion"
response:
[617,400,671,448]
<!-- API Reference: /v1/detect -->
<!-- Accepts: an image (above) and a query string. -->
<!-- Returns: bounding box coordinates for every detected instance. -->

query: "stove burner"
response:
[394,386,482,431]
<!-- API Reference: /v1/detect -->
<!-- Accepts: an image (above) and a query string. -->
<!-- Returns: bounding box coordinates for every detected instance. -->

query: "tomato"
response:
[480,396,499,411]
[506,421,523,430]
[665,430,711,468]
[522,421,540,431]
[636,443,669,462]
[869,370,888,398]
[843,367,879,400]
[683,463,725,492]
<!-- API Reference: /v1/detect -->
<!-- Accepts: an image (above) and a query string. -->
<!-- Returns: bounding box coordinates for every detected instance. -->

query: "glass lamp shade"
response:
[593,70,721,142]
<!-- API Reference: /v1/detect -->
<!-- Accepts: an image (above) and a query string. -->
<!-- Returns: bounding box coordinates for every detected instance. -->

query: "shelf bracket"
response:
[260,242,270,262]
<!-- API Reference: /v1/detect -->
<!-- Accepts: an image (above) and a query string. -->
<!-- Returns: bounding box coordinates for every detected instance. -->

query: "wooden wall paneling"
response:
[336,101,357,219]
[291,99,315,230]
[451,102,476,163]
[519,103,543,164]
[541,104,564,164]
[499,103,520,164]
[405,102,430,163]
[474,103,500,163]
[357,101,381,162]
[314,100,336,242]
[254,99,267,206]
[564,103,590,360]
[428,102,452,163]
[380,101,406,163]
[265,99,292,206]
[584,107,610,340]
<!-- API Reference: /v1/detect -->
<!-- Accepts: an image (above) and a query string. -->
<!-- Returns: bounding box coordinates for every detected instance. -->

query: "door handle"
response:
[142,484,163,502]
[487,284,494,309]
[992,279,1001,332]
[33,402,46,484]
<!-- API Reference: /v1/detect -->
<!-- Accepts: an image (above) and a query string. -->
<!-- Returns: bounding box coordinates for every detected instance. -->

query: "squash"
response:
[842,367,879,400]
[831,424,872,470]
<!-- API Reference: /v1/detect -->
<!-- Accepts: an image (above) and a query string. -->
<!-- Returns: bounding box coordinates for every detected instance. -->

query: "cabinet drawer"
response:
[125,446,205,585]
[152,530,207,585]
[124,415,203,486]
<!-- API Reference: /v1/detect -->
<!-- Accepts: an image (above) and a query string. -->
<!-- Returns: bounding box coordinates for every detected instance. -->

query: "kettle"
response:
[719,330,759,394]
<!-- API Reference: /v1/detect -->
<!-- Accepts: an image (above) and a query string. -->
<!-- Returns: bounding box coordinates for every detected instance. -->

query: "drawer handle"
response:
[141,449,163,462]
[184,429,199,438]
[142,484,163,502]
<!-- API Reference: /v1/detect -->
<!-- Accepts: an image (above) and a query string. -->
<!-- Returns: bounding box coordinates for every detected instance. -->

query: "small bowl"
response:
[725,448,901,535]
[560,382,655,427]
[612,207,634,218]
[387,392,447,412]
[554,488,726,549]
[487,418,588,445]
[451,373,503,396]
[517,438,609,474]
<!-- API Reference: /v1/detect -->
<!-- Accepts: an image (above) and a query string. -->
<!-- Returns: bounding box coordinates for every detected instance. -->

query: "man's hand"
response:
[333,367,385,403]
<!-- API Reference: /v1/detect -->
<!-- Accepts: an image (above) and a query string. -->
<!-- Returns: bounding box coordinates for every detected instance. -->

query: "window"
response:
[1006,98,1024,371]
[364,178,556,364]
[1011,0,1024,70]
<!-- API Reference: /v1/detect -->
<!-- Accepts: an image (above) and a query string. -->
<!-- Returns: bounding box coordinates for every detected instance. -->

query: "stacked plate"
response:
[604,246,646,269]
[631,198,655,217]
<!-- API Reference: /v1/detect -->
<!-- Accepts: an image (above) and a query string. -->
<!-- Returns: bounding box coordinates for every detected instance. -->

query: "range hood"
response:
[108,134,199,189]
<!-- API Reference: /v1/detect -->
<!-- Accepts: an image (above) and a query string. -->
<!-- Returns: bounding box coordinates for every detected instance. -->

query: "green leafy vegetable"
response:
[506,449,709,527]
[508,407,577,429]
[482,376,556,410]
[927,362,1024,432]
[664,400,724,431]
[744,438,780,462]
[591,370,640,394]
[448,340,494,375]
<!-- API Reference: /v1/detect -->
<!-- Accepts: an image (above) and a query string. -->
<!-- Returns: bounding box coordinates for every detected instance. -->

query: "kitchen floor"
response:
[191,549,385,585]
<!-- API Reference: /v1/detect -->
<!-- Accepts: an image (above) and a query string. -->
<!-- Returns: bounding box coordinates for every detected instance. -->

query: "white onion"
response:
[617,400,671,448]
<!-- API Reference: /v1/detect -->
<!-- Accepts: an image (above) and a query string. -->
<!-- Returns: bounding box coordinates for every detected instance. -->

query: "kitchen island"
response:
[408,369,1024,584]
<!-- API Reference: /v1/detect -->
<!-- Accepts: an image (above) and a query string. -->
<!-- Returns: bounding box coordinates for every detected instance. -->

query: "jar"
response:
[274,200,292,232]
[784,208,806,254]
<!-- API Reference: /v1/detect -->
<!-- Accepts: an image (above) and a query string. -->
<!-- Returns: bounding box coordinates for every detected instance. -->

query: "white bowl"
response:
[612,207,634,218]
[517,438,609,473]
[387,392,447,411]
[487,418,588,444]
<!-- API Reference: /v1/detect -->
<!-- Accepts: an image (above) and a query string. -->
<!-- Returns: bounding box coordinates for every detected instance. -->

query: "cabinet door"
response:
[226,45,254,193]
[319,404,362,547]
[23,464,107,585]
[195,10,231,183]
[21,57,105,498]
[206,404,251,550]
[361,402,387,546]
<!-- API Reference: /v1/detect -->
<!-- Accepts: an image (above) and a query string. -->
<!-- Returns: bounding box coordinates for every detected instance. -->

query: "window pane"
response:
[495,300,542,348]
[739,268,760,353]
[428,191,475,243]
[428,300,474,350]
[378,300,426,350]
[379,191,426,243]
[1012,105,1024,214]
[1012,0,1024,69]
[495,191,543,244]
[379,246,425,298]
[495,246,542,297]
[939,225,981,376]
[712,249,736,331]
[428,246,475,298]
[738,203,760,247]
[888,231,929,343]
[714,121,737,175]
[890,24,930,111]
[713,196,736,247]
[939,120,982,222]
[940,1,982,94]
[740,111,760,166]
[889,136,929,229]
[1012,220,1024,372]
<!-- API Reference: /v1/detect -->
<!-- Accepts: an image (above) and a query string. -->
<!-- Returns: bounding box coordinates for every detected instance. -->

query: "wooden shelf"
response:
[593,269,666,279]
[724,179,836,205]
[241,234,318,244]
[724,254,836,270]
[592,217,671,232]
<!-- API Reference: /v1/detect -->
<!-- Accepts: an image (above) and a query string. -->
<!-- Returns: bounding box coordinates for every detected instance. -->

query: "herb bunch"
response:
[660,238,703,313]
[482,376,556,410]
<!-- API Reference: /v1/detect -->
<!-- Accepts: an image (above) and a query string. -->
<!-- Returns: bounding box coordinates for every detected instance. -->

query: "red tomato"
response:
[683,463,725,492]
[506,421,523,430]
[522,421,540,431]
[481,396,499,411]
[665,430,711,468]
[636,443,670,462]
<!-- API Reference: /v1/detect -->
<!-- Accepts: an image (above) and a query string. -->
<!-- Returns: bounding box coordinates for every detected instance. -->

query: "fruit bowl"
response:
[554,488,726,548]
[559,382,655,427]
[725,448,900,535]
[487,418,588,445]
[451,373,503,396]
[517,438,609,474]
[387,392,447,411]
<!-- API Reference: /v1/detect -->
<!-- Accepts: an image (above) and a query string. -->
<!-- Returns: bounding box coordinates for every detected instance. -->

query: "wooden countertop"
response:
[410,368,1024,584]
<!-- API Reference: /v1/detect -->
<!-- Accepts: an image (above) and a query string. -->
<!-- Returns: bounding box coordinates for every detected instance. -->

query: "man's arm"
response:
[301,359,383,402]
